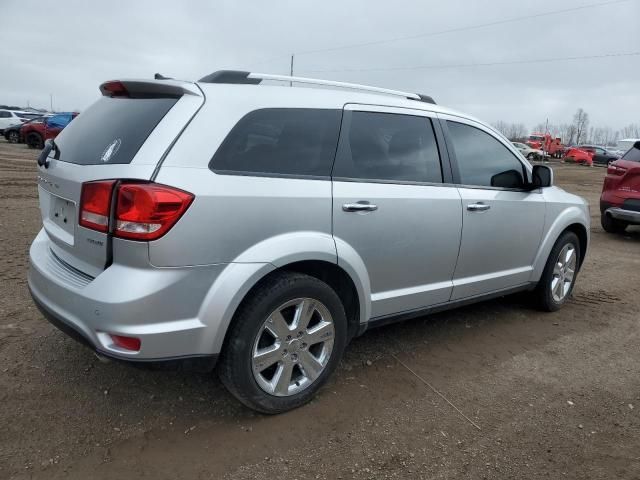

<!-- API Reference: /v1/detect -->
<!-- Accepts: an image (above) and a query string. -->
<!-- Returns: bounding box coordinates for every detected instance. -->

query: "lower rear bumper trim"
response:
[29,286,218,371]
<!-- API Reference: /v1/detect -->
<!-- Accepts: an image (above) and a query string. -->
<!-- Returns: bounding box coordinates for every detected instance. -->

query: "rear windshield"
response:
[17,113,40,119]
[54,96,178,165]
[622,145,640,162]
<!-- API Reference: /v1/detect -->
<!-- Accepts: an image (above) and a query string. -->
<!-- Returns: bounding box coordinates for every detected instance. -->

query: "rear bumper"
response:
[605,207,640,224]
[28,228,227,363]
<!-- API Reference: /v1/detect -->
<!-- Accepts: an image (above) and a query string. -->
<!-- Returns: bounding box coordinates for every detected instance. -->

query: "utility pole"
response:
[49,94,53,112]
[289,54,294,86]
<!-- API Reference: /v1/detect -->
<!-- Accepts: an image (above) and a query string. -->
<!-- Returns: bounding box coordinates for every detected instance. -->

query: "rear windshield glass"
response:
[622,145,640,162]
[54,96,178,165]
[17,113,40,119]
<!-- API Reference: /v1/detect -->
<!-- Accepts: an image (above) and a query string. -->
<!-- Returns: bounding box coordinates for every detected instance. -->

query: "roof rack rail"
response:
[198,70,436,104]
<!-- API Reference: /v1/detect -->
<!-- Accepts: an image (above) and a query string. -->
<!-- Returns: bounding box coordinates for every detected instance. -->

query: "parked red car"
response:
[21,112,78,149]
[600,141,640,233]
[564,147,594,166]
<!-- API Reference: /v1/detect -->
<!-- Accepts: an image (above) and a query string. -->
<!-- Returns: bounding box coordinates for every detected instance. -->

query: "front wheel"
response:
[534,231,580,312]
[7,131,20,143]
[26,132,43,149]
[218,272,347,414]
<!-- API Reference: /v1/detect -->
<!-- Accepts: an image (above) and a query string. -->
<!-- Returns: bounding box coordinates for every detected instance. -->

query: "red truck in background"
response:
[526,132,565,158]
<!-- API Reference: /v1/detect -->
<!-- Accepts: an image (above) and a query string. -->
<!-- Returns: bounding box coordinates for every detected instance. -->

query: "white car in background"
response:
[0,109,40,133]
[512,142,544,161]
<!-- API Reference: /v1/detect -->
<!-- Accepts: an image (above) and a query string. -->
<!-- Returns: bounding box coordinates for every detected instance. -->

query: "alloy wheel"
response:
[252,298,335,397]
[550,244,577,302]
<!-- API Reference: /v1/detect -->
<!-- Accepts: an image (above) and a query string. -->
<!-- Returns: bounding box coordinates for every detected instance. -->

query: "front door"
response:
[332,105,462,319]
[441,117,546,300]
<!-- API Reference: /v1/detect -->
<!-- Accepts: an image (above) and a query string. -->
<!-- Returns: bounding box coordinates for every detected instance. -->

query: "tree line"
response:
[493,108,639,146]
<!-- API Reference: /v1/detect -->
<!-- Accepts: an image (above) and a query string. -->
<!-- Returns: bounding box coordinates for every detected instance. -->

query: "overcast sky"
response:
[2,0,638,130]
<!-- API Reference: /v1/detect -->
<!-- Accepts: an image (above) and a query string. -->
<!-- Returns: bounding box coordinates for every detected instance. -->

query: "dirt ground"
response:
[0,140,638,480]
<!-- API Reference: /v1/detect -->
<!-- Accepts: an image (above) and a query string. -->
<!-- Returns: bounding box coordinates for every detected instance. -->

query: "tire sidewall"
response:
[220,273,348,413]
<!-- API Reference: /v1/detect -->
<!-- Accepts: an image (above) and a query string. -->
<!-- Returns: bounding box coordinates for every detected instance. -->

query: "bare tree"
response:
[620,123,640,139]
[572,108,589,145]
[492,121,528,141]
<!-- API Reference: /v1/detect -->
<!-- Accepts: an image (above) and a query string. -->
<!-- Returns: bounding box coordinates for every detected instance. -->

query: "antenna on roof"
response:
[154,73,173,80]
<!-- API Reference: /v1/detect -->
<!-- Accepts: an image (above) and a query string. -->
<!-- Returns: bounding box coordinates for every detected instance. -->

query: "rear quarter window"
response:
[210,108,342,177]
[622,145,640,162]
[54,96,178,165]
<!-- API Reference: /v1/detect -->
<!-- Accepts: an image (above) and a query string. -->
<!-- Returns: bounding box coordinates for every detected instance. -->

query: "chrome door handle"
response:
[343,202,378,212]
[467,203,490,212]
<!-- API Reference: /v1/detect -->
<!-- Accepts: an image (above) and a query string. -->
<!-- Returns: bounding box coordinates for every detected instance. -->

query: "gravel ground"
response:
[0,140,638,479]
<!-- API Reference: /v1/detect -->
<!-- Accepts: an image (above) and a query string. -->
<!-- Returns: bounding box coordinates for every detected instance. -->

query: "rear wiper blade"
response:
[37,139,60,168]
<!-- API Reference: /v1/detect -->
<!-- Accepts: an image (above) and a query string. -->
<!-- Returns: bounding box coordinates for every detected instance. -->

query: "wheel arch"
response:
[531,207,590,281]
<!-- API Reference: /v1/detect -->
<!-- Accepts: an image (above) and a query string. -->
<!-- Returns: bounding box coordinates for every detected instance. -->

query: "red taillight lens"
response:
[110,334,141,352]
[79,180,116,232]
[100,80,129,97]
[607,164,627,176]
[114,183,194,240]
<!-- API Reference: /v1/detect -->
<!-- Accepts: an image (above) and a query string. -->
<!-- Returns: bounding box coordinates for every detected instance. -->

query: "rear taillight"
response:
[79,181,193,241]
[607,164,627,176]
[79,180,116,232]
[114,183,193,240]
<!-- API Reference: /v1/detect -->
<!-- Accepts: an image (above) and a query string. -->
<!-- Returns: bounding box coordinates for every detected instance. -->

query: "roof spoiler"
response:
[99,79,201,98]
[198,70,436,104]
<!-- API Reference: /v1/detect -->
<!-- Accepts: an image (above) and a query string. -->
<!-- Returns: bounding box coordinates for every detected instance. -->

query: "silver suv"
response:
[28,71,590,413]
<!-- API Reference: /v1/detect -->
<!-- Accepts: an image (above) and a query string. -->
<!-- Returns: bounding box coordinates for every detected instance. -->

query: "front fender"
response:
[531,205,589,281]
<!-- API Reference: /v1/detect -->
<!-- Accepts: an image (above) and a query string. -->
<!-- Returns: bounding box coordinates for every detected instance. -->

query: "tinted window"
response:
[211,108,341,177]
[447,121,525,188]
[333,111,442,183]
[622,145,640,162]
[17,113,39,119]
[54,96,177,165]
[0,111,11,118]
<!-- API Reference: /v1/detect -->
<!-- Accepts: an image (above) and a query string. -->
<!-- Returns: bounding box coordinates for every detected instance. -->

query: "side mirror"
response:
[532,164,553,188]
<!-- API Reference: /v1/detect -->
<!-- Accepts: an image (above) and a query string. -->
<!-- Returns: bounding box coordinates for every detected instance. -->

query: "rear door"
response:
[440,116,546,300]
[36,81,203,277]
[332,104,462,319]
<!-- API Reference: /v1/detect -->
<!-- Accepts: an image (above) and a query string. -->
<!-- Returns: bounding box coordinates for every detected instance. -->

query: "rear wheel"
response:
[601,213,627,234]
[218,272,347,414]
[7,131,19,143]
[534,231,580,312]
[26,132,43,149]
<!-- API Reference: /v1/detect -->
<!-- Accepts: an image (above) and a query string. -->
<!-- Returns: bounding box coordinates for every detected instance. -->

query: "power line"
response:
[302,51,640,74]
[295,0,635,56]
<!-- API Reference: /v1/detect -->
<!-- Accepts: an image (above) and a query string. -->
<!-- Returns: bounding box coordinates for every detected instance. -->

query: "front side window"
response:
[333,111,442,183]
[211,108,341,177]
[447,121,525,189]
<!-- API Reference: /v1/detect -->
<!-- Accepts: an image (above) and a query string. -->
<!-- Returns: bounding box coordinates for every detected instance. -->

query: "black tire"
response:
[534,231,581,312]
[601,213,627,234]
[218,271,347,414]
[7,131,20,143]
[26,132,43,149]
[527,153,535,160]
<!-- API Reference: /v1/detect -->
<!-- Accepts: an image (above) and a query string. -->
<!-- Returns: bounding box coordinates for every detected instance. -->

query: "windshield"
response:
[529,136,544,141]
[17,113,41,120]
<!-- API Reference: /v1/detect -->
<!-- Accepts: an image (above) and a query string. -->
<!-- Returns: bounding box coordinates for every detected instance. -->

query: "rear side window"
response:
[622,145,640,162]
[333,111,442,183]
[447,121,525,189]
[0,111,11,118]
[54,96,178,165]
[211,108,341,177]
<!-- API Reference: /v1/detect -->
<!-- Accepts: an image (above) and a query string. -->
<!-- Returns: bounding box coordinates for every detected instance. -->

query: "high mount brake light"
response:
[78,181,194,241]
[101,81,129,97]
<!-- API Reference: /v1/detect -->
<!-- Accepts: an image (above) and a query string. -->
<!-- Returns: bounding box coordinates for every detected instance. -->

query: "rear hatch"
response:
[36,80,203,277]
